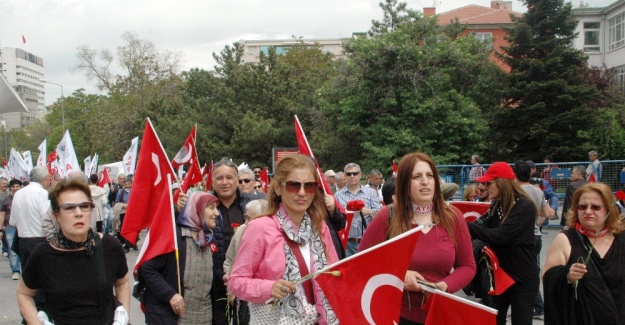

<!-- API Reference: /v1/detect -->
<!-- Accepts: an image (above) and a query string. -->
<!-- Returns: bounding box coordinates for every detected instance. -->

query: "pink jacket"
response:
[228,214,338,304]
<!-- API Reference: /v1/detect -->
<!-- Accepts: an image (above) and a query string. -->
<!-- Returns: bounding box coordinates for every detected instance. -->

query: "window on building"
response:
[584,22,601,52]
[475,33,493,49]
[609,12,625,51]
[616,65,625,95]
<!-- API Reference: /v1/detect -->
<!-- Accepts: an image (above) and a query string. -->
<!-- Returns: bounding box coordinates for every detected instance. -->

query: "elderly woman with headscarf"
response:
[139,191,220,325]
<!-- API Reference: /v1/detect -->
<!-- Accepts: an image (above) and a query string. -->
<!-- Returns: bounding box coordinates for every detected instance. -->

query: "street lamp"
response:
[39,79,65,132]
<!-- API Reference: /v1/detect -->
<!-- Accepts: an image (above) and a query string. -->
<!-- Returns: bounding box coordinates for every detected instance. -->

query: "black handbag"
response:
[132,274,147,303]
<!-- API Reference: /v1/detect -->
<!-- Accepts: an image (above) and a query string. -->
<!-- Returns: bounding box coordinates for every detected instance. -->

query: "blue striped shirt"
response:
[334,186,382,239]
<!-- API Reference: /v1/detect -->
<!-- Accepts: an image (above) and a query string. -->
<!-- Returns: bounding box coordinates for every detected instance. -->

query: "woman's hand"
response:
[434,281,448,292]
[272,279,296,300]
[404,270,425,292]
[324,194,335,213]
[568,263,587,283]
[176,192,188,212]
[169,293,185,315]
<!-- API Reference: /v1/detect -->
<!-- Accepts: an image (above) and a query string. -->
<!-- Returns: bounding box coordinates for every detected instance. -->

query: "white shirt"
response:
[9,182,50,237]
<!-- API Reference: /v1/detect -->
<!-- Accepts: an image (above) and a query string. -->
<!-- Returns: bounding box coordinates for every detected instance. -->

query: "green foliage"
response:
[319,0,503,173]
[493,0,598,161]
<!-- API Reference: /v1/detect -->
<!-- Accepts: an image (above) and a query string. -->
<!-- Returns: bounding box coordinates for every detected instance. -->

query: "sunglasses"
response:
[281,181,319,194]
[345,172,360,177]
[578,204,604,211]
[55,201,95,213]
[254,185,262,189]
[238,178,252,184]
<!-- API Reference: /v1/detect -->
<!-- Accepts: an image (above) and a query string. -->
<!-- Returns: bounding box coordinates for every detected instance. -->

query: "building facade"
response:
[0,47,46,130]
[427,1,522,71]
[240,38,346,63]
[572,0,625,93]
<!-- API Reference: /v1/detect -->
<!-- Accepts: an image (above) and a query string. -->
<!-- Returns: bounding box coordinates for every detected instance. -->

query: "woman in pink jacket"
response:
[228,154,339,325]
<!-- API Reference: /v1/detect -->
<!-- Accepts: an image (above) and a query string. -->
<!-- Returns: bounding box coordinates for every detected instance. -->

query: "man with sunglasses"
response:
[210,158,263,325]
[238,167,265,197]
[334,163,381,256]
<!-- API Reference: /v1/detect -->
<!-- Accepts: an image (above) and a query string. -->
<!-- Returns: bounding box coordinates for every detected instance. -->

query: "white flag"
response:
[55,130,81,177]
[123,137,139,176]
[8,148,29,181]
[36,139,47,167]
[22,150,33,172]
[84,155,92,174]
[90,153,99,176]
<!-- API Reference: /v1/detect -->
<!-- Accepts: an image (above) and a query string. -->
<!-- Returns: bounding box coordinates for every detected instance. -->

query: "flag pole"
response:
[166,173,182,294]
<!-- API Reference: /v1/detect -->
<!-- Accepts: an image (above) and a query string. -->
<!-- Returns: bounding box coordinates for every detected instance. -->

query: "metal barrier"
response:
[438,160,625,200]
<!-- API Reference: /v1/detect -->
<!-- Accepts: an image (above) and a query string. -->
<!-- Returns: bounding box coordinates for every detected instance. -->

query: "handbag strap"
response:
[281,232,315,304]
[575,231,619,317]
[94,234,108,324]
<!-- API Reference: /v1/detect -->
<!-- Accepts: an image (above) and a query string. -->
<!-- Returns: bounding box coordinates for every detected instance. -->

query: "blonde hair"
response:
[491,178,533,223]
[565,182,625,234]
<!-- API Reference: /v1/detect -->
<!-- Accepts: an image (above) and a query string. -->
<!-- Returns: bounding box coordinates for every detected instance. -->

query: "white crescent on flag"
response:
[173,143,192,164]
[361,273,404,325]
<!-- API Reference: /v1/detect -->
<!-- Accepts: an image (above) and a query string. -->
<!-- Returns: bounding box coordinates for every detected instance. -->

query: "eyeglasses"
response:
[238,178,252,184]
[281,181,319,194]
[254,185,262,189]
[345,172,361,177]
[55,201,95,213]
[578,204,604,211]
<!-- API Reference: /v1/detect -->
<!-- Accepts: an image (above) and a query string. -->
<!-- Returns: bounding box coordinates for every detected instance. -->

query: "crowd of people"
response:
[1,149,624,325]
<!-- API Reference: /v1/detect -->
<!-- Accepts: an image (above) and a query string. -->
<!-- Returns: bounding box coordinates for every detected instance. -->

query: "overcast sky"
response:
[0,0,614,105]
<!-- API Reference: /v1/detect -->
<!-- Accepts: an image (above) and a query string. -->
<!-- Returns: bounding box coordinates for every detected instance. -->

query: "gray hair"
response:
[238,167,255,180]
[245,199,268,219]
[369,169,382,176]
[30,166,50,183]
[344,163,361,173]
[588,150,598,157]
[335,171,345,178]
[573,165,587,178]
[68,171,89,183]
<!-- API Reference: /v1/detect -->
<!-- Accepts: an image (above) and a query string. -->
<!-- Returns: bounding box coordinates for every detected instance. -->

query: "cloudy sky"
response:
[0,0,614,105]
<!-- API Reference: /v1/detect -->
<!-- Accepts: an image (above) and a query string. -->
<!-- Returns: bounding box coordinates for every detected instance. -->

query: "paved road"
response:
[0,224,561,325]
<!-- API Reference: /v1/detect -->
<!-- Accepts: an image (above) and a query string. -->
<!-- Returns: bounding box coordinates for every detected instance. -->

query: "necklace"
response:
[576,223,608,238]
[416,223,435,229]
[412,202,434,215]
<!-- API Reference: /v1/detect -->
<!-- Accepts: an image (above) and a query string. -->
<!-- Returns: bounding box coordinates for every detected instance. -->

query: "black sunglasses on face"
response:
[238,178,252,184]
[345,172,360,177]
[578,204,603,211]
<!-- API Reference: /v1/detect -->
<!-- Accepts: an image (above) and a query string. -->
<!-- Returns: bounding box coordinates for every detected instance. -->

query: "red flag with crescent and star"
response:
[98,168,111,188]
[121,118,176,246]
[259,167,270,192]
[171,125,196,170]
[449,201,490,222]
[315,226,423,324]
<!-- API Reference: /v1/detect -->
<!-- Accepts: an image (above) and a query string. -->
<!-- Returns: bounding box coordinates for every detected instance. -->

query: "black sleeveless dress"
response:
[564,228,625,324]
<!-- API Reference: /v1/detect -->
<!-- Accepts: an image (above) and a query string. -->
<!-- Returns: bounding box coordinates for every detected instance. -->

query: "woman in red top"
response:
[359,152,476,325]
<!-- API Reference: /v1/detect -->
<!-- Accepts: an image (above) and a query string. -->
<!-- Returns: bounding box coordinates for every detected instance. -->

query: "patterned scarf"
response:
[275,204,337,324]
[49,228,97,256]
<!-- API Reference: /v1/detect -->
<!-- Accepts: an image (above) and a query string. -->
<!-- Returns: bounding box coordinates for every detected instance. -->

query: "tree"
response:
[319,0,503,173]
[494,0,597,161]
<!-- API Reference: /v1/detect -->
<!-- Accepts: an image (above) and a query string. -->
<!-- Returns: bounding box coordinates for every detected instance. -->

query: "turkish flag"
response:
[422,286,497,325]
[450,201,490,222]
[588,173,597,183]
[98,168,111,188]
[259,167,270,192]
[121,118,176,246]
[315,226,423,324]
[204,160,213,191]
[392,161,398,177]
[178,144,202,193]
[338,211,355,248]
[134,175,178,275]
[22,35,26,44]
[171,125,196,170]
[294,115,345,214]
[1,157,5,167]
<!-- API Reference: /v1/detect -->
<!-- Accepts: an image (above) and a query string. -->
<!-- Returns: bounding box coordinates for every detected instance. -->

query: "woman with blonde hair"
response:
[463,184,479,202]
[228,154,338,324]
[359,152,475,325]
[467,162,538,325]
[543,182,625,324]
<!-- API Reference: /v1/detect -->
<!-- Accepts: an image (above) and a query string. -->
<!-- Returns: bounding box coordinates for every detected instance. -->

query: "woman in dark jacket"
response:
[140,192,220,325]
[467,162,539,325]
